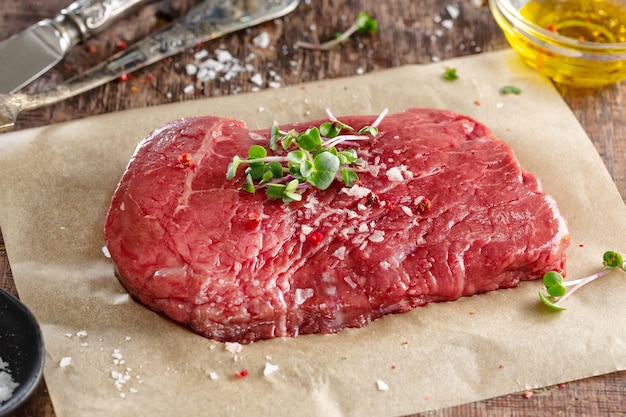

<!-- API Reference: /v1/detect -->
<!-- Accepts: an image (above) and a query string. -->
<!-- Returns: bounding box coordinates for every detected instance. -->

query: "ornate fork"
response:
[0,0,300,133]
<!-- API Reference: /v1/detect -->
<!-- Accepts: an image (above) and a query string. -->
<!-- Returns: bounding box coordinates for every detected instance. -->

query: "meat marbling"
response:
[104,108,570,343]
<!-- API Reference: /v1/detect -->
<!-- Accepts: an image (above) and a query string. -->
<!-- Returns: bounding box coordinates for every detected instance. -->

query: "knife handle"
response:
[54,0,159,46]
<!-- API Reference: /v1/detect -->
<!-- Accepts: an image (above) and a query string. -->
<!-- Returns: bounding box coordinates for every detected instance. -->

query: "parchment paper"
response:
[0,50,625,417]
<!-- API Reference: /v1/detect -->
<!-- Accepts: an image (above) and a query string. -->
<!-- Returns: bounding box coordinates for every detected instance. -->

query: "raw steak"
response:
[104,108,570,343]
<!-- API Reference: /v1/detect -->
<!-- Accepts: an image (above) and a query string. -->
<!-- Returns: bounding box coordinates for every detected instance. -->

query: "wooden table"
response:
[1,1,624,416]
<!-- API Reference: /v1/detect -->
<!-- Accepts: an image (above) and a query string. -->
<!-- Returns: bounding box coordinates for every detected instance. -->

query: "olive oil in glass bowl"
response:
[489,0,626,87]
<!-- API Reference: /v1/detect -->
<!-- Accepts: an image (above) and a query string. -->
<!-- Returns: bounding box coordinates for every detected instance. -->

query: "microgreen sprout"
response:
[538,250,625,311]
[295,11,378,51]
[500,85,522,95]
[442,67,458,81]
[226,108,388,202]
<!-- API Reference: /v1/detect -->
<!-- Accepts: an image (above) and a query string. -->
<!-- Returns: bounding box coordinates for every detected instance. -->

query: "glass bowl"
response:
[489,0,626,87]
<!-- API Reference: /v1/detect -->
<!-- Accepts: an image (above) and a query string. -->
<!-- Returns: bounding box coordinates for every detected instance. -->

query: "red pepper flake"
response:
[118,73,131,83]
[307,231,324,245]
[143,74,156,85]
[116,40,128,50]
[246,212,261,229]
[579,244,585,248]
[498,364,504,369]
[178,153,193,166]
[130,86,139,93]
[87,44,97,54]
[473,100,481,106]
[418,198,432,212]
[523,390,533,399]
[558,383,566,389]
[391,364,396,370]
[235,369,248,378]
[545,24,558,32]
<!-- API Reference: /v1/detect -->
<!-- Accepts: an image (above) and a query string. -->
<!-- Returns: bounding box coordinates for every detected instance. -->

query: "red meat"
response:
[103,108,570,343]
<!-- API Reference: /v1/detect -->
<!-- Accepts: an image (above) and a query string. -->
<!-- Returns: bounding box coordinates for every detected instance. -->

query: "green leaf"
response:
[226,155,242,180]
[543,271,563,287]
[242,173,256,193]
[538,291,567,311]
[320,122,341,138]
[287,150,307,165]
[339,148,358,163]
[546,284,567,297]
[355,12,378,34]
[266,183,286,199]
[500,85,522,95]
[283,191,303,203]
[603,250,623,269]
[297,127,322,151]
[359,125,378,136]
[443,67,458,81]
[246,165,265,181]
[265,161,284,179]
[270,124,281,151]
[309,152,340,190]
[300,160,313,178]
[281,129,296,150]
[341,168,359,186]
[248,145,267,160]
[285,179,300,193]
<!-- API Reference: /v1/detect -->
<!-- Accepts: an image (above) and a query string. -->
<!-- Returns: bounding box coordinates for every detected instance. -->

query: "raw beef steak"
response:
[104,108,570,343]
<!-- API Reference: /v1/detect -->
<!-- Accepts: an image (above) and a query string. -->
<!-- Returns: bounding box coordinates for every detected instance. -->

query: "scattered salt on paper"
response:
[0,358,19,404]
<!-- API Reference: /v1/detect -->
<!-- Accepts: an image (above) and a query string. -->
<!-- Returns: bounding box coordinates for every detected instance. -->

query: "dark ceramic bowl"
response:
[0,289,45,417]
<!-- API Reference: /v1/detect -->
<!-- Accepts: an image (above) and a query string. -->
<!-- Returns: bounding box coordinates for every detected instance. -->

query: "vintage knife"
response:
[0,0,300,133]
[0,0,159,94]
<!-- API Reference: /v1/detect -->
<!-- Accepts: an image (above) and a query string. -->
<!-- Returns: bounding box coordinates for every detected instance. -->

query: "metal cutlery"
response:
[0,0,300,133]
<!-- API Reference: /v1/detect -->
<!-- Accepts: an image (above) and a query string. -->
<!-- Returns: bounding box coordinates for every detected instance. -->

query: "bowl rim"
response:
[0,289,45,417]
[490,0,626,50]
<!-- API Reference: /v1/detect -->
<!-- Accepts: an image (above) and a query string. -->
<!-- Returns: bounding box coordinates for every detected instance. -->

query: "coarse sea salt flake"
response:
[376,379,390,391]
[369,230,385,243]
[250,73,263,86]
[209,372,218,380]
[225,342,243,354]
[263,362,280,376]
[294,288,314,305]
[102,246,111,258]
[253,31,271,49]
[60,357,72,368]
[401,205,414,216]
[386,166,404,181]
[446,4,461,19]
[301,225,314,235]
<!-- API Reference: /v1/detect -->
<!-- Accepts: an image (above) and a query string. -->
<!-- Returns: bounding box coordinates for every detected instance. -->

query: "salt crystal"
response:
[356,67,365,75]
[401,205,414,217]
[225,342,243,354]
[294,288,314,305]
[301,225,314,235]
[0,358,19,404]
[376,379,390,391]
[369,230,385,243]
[250,73,264,86]
[446,4,460,19]
[194,49,209,60]
[60,356,72,368]
[209,372,218,380]
[183,84,195,94]
[268,81,282,89]
[263,362,280,376]
[385,167,404,182]
[441,19,454,29]
[215,49,233,63]
[332,246,347,260]
[253,31,271,49]
[102,246,111,258]
[185,63,198,76]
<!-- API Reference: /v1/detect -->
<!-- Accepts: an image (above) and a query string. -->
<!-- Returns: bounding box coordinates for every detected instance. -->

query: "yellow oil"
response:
[520,0,626,43]
[492,0,626,86]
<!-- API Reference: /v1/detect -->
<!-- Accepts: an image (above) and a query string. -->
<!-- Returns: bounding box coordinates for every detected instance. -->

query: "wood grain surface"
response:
[1,0,624,416]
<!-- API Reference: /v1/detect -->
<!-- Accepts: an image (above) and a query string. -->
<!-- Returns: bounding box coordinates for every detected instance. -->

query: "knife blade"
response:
[0,0,301,133]
[0,0,159,94]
